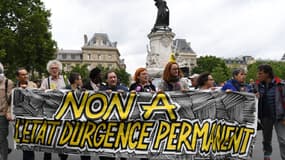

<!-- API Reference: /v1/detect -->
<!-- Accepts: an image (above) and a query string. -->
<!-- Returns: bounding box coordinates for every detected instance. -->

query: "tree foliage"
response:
[211,65,230,84]
[192,56,230,83]
[0,0,57,80]
[114,68,131,86]
[67,64,89,81]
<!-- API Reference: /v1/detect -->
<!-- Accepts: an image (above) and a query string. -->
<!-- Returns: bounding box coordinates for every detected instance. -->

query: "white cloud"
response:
[43,0,285,75]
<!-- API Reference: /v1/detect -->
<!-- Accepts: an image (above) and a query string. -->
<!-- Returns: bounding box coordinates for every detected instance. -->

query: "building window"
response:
[87,54,91,60]
[98,54,102,60]
[71,55,76,59]
[66,64,71,71]
[62,54,67,59]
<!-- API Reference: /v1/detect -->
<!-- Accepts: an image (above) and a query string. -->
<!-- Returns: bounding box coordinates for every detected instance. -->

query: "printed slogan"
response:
[12,89,257,159]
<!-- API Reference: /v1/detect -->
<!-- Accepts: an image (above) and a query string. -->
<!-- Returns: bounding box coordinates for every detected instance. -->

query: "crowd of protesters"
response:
[0,58,284,160]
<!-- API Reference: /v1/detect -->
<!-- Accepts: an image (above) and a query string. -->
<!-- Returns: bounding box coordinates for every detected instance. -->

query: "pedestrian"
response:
[256,64,285,160]
[0,62,14,160]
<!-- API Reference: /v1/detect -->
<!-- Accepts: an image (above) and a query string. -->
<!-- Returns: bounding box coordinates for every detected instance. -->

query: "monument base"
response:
[146,30,175,78]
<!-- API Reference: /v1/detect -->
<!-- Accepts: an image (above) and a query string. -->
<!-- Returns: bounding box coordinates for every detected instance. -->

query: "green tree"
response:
[211,65,230,84]
[115,68,131,86]
[67,64,89,81]
[0,0,56,80]
[192,56,230,82]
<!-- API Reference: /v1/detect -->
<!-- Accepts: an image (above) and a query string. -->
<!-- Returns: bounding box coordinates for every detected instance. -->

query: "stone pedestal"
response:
[146,30,175,77]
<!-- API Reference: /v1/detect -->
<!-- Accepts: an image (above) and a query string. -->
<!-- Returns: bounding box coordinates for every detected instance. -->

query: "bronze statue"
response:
[152,0,170,32]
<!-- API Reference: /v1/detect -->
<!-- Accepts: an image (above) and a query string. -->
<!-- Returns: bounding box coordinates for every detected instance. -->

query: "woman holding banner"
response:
[158,61,189,92]
[129,67,156,93]
[196,72,218,91]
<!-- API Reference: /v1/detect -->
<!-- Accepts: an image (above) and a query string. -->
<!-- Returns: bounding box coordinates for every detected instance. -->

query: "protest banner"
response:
[12,89,257,159]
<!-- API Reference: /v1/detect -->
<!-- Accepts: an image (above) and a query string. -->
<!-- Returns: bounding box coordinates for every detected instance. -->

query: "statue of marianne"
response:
[153,0,169,31]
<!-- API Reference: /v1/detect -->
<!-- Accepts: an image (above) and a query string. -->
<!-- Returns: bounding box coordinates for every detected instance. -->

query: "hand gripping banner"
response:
[12,89,257,159]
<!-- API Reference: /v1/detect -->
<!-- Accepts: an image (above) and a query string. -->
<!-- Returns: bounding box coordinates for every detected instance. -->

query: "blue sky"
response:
[43,0,285,74]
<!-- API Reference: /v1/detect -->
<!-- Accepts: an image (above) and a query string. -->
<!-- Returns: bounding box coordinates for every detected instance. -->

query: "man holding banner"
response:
[40,60,68,160]
[99,71,127,160]
[15,67,37,160]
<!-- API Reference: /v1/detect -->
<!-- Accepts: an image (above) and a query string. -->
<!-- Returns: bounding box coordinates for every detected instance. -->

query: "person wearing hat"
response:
[189,73,199,90]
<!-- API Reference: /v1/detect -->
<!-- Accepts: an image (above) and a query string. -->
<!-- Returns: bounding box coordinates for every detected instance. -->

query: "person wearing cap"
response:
[0,62,14,160]
[189,73,199,90]
[83,67,102,91]
[158,61,189,92]
[221,68,247,92]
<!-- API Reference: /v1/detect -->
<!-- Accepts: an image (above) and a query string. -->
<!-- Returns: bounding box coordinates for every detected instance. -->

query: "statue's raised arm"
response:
[152,0,170,32]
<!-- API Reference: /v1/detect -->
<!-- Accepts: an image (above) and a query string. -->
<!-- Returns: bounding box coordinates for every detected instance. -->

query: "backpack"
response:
[5,78,11,105]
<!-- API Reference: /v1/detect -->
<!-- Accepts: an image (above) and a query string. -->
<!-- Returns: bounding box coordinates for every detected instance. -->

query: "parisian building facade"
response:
[224,56,255,71]
[172,39,197,77]
[56,33,126,72]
